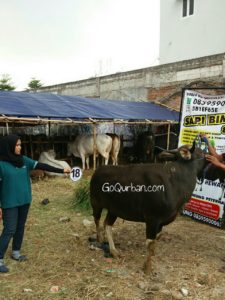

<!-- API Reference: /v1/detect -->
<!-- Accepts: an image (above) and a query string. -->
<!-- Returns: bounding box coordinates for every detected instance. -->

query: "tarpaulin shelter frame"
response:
[0,91,180,169]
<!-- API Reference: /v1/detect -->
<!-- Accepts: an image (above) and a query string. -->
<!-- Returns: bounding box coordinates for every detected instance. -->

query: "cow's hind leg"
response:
[104,212,119,257]
[103,153,110,166]
[86,156,90,170]
[92,206,104,242]
[81,154,86,170]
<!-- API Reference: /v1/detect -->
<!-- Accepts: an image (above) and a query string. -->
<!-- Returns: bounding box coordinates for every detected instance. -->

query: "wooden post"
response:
[167,123,171,150]
[48,119,51,136]
[93,124,97,170]
[6,122,9,135]
[29,135,34,159]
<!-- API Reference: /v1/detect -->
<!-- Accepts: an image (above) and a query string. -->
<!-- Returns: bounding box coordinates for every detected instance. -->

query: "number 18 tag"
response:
[70,167,82,182]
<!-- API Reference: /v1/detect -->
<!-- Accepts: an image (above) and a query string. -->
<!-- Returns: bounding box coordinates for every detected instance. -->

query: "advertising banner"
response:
[179,89,225,227]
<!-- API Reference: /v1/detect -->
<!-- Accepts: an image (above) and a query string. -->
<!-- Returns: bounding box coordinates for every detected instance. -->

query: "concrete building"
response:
[160,0,225,64]
[39,53,225,111]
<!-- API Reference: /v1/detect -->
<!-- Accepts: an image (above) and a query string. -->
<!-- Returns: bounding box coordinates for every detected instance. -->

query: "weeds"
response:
[71,179,91,211]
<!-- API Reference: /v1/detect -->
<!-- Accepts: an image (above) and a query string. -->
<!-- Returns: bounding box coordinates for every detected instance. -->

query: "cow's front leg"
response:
[144,220,159,274]
[105,225,120,257]
[145,239,155,274]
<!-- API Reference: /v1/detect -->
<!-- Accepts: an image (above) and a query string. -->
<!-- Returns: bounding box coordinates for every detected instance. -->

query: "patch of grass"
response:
[71,179,91,212]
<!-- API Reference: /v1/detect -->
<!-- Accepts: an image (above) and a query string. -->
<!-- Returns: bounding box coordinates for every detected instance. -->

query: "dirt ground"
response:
[0,175,225,300]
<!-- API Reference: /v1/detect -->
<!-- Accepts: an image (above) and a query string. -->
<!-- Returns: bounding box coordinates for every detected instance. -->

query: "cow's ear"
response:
[180,148,192,160]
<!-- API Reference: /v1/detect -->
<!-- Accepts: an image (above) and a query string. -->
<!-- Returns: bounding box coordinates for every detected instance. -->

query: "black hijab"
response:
[0,134,24,168]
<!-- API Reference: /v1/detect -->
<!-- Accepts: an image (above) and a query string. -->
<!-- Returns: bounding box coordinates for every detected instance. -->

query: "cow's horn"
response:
[190,140,196,153]
[157,148,178,161]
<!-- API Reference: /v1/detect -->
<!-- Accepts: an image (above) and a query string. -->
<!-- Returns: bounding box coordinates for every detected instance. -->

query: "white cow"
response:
[67,134,112,170]
[39,149,71,177]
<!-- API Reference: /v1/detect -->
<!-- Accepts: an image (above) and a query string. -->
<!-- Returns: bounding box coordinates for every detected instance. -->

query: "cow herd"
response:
[33,133,121,176]
[34,130,178,173]
[34,130,178,174]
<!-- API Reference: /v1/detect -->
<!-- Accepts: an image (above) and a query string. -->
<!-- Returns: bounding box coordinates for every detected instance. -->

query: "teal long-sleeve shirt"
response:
[0,156,37,209]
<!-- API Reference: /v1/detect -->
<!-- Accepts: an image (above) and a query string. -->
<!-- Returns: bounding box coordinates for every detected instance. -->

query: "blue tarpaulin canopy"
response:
[0,91,179,123]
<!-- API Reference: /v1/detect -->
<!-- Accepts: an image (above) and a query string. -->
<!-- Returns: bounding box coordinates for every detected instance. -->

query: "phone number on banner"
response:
[182,209,222,228]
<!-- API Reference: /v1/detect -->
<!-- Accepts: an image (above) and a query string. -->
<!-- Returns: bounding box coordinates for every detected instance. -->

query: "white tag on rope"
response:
[70,167,82,182]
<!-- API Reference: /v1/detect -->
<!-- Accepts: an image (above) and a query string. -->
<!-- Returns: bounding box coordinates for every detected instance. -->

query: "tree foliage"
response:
[27,78,43,90]
[0,74,16,91]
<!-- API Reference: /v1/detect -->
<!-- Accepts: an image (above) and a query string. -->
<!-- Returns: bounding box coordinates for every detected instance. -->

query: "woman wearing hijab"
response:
[0,134,71,273]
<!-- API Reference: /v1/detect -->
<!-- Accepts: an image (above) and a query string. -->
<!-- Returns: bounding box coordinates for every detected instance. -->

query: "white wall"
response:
[160,0,225,64]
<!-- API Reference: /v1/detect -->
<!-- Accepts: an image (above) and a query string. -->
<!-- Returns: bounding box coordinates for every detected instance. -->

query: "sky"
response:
[0,0,160,91]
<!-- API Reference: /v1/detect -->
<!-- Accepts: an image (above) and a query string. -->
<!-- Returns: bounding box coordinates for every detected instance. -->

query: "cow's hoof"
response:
[97,233,105,243]
[111,249,120,258]
[143,262,152,275]
[158,233,171,243]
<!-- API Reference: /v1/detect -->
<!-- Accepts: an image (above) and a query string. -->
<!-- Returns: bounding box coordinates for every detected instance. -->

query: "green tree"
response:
[27,78,43,90]
[0,74,16,90]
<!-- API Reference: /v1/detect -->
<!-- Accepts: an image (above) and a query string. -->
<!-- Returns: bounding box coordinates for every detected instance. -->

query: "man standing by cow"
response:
[0,134,71,273]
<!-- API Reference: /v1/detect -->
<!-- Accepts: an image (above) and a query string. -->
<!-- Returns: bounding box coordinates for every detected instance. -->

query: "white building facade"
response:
[160,0,225,64]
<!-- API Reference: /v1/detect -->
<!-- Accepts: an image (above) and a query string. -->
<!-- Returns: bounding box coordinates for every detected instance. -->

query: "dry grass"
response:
[0,174,225,299]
